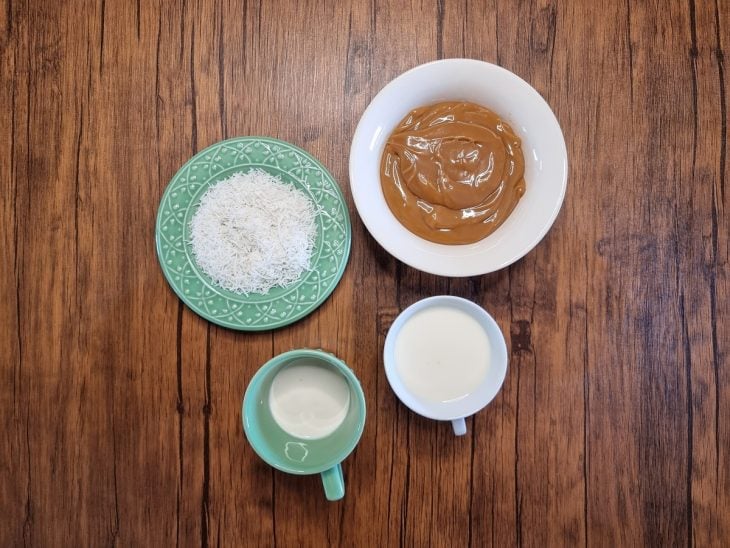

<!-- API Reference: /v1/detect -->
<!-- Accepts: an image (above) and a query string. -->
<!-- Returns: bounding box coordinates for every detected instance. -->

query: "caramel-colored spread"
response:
[380,101,526,245]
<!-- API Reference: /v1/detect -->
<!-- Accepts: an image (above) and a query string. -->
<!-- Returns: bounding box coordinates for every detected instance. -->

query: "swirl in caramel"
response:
[380,101,526,245]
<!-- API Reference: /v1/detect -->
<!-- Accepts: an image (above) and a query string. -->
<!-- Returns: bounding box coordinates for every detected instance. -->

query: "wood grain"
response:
[1,0,727,545]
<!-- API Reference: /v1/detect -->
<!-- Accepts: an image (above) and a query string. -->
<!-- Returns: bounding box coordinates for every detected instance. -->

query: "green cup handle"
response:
[321,463,345,501]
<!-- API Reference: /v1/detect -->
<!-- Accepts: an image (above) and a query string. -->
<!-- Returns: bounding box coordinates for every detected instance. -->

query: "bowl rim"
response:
[349,58,569,277]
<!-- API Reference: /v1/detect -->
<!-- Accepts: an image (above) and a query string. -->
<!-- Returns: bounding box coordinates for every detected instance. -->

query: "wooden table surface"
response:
[1,0,728,546]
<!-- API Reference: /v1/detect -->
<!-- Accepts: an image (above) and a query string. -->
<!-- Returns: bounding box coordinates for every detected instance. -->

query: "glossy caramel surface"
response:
[380,101,526,244]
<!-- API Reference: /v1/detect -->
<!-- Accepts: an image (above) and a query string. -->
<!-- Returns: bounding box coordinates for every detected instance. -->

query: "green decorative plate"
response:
[155,136,352,331]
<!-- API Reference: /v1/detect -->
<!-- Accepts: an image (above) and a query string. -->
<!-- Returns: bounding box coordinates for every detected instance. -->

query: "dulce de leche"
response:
[380,101,526,245]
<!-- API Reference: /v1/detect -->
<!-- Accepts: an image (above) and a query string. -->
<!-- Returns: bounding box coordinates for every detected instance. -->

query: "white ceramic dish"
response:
[383,296,508,435]
[349,59,568,277]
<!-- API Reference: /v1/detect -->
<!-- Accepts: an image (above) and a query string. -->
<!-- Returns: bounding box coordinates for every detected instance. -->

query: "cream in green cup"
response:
[242,349,366,501]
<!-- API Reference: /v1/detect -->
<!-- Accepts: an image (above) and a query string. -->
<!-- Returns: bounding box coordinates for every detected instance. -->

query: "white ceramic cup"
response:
[383,296,508,435]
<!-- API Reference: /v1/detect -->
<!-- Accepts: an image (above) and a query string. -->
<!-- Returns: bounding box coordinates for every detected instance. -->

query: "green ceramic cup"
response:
[242,349,366,501]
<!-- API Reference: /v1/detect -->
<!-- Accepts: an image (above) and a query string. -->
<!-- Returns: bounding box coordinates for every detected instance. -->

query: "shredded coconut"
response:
[190,169,317,295]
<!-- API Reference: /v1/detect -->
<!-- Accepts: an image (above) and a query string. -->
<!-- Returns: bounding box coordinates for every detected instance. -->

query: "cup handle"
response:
[321,463,345,501]
[451,417,467,436]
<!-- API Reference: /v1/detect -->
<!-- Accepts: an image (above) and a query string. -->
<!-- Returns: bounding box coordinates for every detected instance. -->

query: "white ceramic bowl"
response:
[349,59,568,276]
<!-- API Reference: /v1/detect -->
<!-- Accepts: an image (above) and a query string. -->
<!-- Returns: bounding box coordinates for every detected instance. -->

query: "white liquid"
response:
[269,362,351,439]
[395,306,490,403]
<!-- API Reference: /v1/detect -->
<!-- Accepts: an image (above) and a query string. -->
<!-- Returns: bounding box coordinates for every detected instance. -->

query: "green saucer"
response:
[155,137,352,331]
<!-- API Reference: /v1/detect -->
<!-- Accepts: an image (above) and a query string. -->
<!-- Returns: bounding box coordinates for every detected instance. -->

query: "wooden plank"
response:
[685,0,730,544]
[558,1,645,544]
[15,0,91,543]
[0,0,28,544]
[625,2,694,543]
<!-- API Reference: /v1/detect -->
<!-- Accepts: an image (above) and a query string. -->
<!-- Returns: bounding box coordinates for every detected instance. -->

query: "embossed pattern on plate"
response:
[156,137,351,330]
